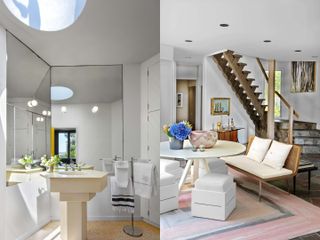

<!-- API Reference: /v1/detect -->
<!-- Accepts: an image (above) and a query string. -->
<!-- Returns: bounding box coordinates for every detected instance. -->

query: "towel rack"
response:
[114,156,151,237]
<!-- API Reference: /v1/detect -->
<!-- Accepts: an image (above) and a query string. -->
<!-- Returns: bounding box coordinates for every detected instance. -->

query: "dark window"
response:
[54,129,76,164]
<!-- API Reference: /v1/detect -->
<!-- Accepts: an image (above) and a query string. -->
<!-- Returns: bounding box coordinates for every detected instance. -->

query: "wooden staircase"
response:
[212,50,267,136]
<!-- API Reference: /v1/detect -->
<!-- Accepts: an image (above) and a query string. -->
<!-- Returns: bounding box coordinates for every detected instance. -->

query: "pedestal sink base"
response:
[61,201,87,240]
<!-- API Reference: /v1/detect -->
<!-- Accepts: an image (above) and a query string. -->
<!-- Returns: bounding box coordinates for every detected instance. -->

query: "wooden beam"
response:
[267,60,276,139]
[256,57,299,119]
[223,51,265,117]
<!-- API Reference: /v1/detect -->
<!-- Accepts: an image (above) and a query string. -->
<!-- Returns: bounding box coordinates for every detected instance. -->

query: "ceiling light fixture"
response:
[27,99,38,108]
[294,50,302,53]
[185,40,193,43]
[263,40,272,43]
[61,106,67,113]
[42,110,48,116]
[47,111,51,116]
[219,23,229,27]
[91,106,99,113]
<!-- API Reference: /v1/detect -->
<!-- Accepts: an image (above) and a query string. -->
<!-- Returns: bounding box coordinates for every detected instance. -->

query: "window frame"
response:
[54,129,76,164]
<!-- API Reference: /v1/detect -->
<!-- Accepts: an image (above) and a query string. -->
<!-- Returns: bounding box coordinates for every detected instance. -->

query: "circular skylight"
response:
[51,86,73,101]
[3,0,87,31]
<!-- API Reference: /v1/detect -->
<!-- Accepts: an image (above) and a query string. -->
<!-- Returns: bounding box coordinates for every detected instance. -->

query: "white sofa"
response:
[160,159,183,214]
[221,136,301,201]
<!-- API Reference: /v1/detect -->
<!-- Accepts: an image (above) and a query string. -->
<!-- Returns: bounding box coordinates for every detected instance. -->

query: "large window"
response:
[265,71,282,118]
[54,129,76,164]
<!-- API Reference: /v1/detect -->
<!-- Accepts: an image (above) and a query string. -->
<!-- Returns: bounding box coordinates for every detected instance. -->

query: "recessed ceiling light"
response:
[185,40,193,43]
[27,99,38,107]
[263,40,272,43]
[294,50,302,53]
[91,106,99,113]
[61,106,67,113]
[219,23,229,27]
[42,110,48,116]
[51,86,74,101]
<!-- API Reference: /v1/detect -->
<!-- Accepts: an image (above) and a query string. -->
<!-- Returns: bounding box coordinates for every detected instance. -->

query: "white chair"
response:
[160,159,183,214]
[192,159,236,221]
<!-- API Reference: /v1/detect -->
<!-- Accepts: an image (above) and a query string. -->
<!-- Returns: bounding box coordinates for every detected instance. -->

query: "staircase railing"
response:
[256,57,299,144]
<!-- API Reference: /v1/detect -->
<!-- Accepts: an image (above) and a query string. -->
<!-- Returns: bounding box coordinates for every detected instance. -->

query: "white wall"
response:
[51,102,139,220]
[0,25,7,240]
[202,56,255,143]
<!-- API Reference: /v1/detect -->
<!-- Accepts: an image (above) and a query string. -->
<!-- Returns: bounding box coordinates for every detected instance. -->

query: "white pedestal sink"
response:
[42,170,108,240]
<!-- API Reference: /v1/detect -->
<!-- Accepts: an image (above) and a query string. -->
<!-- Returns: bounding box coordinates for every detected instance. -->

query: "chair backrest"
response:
[247,135,301,175]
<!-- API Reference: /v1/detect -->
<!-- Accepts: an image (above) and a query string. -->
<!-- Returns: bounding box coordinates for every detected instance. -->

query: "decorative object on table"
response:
[291,61,316,93]
[18,155,33,170]
[189,130,218,149]
[41,154,61,172]
[230,118,235,129]
[176,93,183,107]
[199,145,205,152]
[216,121,223,131]
[163,121,192,150]
[211,97,230,115]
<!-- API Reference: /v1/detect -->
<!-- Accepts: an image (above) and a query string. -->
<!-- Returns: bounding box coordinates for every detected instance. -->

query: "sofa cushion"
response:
[160,159,180,172]
[262,141,293,170]
[194,173,234,192]
[207,158,228,174]
[160,172,176,186]
[247,136,272,163]
[221,155,292,180]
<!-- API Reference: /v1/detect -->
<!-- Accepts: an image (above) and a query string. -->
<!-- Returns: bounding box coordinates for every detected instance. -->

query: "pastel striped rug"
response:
[161,170,320,240]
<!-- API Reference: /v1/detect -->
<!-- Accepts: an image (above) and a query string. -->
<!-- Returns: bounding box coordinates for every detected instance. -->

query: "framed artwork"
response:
[177,93,183,107]
[211,97,230,115]
[291,61,316,93]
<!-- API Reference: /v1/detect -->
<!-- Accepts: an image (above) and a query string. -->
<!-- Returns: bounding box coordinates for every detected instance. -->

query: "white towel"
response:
[133,162,158,199]
[114,161,129,188]
[110,176,135,213]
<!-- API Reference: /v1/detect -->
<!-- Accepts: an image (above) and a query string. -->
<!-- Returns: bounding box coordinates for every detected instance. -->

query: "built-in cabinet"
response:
[140,55,160,226]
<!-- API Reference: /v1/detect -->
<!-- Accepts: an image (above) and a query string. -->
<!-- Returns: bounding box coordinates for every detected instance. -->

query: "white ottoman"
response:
[192,173,236,220]
[160,159,183,214]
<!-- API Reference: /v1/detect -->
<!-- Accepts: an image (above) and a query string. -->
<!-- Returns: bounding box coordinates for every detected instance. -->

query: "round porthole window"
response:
[3,0,87,31]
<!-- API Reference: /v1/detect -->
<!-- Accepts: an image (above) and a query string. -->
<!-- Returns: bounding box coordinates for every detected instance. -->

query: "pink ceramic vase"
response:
[189,130,218,148]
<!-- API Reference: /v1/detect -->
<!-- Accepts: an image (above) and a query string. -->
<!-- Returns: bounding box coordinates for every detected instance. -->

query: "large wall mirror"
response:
[51,65,123,170]
[6,32,51,171]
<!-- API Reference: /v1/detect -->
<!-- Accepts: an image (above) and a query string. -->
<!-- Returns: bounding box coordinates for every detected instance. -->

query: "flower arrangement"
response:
[41,155,61,172]
[18,155,33,169]
[163,121,192,141]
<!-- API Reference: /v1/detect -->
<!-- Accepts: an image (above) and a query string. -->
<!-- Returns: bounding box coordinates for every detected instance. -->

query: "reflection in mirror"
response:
[51,65,123,170]
[6,32,51,184]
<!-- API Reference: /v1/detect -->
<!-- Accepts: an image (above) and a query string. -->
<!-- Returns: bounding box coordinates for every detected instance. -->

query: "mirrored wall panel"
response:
[6,32,51,167]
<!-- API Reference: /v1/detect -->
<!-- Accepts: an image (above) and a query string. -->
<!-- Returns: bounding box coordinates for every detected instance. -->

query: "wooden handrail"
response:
[256,57,299,119]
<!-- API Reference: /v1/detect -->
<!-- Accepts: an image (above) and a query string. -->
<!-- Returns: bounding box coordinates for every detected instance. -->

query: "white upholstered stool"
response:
[160,159,183,214]
[192,173,236,220]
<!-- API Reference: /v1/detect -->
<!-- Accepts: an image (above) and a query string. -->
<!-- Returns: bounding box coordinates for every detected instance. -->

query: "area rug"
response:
[161,170,320,240]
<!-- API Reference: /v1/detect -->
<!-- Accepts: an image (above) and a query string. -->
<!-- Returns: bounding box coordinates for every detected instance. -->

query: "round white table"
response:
[160,140,246,189]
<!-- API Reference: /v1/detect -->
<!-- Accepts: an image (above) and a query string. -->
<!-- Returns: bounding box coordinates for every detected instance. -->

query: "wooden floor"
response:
[27,220,159,240]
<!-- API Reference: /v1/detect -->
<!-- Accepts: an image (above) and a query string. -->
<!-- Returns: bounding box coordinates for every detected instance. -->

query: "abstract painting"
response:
[291,61,316,93]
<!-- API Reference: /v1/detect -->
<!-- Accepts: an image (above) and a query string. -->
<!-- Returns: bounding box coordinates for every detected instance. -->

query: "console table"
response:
[217,128,243,142]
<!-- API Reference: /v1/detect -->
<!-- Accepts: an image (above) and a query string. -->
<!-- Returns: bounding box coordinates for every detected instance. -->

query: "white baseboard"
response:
[50,215,143,221]
[16,218,51,240]
[142,218,160,228]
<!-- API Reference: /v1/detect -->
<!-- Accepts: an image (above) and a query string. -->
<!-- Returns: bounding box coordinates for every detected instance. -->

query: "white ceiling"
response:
[51,65,122,104]
[161,0,320,63]
[0,0,159,65]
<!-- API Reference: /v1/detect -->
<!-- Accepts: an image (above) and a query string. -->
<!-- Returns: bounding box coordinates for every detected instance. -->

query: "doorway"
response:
[176,80,197,129]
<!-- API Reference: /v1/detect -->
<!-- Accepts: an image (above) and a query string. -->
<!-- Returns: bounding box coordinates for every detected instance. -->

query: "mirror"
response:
[6,32,51,172]
[51,65,123,170]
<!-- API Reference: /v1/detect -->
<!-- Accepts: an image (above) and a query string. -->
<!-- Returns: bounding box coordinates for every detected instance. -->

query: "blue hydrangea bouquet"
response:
[163,121,192,149]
